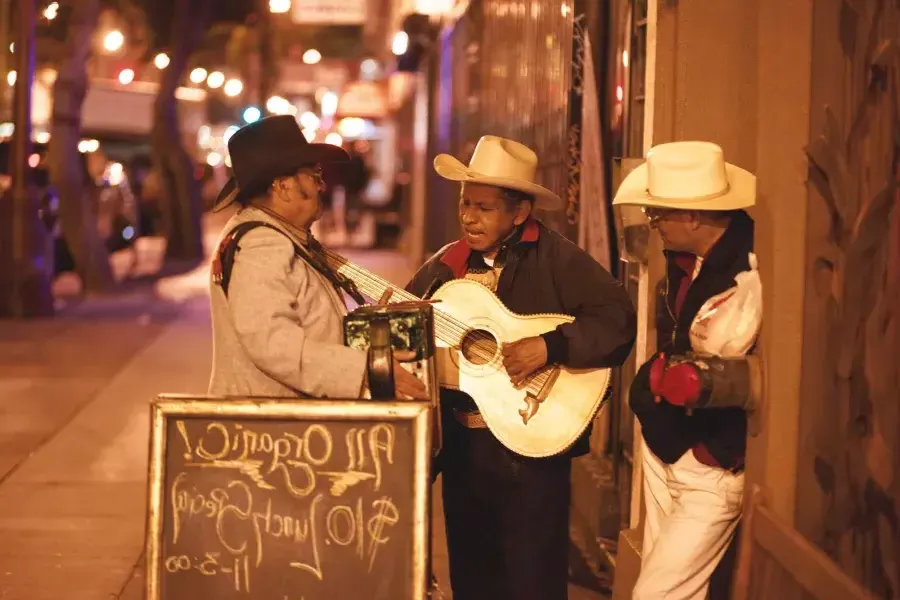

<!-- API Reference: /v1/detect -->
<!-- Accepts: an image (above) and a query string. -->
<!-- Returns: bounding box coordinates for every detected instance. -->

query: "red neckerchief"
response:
[439,218,540,279]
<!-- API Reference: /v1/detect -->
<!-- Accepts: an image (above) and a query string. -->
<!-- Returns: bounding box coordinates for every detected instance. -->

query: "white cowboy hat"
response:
[433,135,563,210]
[613,141,756,210]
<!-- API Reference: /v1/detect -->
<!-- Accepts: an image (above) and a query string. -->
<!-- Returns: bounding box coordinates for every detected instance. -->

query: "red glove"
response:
[647,354,703,407]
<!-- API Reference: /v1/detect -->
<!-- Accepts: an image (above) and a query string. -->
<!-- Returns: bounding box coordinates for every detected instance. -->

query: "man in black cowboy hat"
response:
[207,115,426,400]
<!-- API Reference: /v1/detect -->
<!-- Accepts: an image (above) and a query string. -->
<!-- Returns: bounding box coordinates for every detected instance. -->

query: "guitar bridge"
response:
[518,367,561,425]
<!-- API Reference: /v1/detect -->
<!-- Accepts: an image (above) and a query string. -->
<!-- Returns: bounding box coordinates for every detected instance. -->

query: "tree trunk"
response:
[152,0,213,262]
[47,0,114,293]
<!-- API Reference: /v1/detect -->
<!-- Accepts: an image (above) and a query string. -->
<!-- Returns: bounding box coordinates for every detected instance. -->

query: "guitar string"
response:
[325,251,554,393]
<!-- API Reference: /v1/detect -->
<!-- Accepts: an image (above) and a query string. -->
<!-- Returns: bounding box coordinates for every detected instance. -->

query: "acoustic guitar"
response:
[324,249,612,458]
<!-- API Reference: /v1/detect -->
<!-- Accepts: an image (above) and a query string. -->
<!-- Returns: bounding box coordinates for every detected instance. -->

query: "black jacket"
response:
[406,219,637,457]
[630,211,755,468]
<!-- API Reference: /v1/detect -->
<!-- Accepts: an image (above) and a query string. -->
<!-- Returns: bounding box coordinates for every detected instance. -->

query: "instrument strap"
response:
[212,221,367,305]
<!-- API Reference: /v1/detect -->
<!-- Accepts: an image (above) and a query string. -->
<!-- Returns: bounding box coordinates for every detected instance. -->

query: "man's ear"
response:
[512,200,533,226]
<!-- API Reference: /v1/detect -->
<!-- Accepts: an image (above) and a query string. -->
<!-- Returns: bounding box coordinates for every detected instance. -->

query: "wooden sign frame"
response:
[145,395,433,600]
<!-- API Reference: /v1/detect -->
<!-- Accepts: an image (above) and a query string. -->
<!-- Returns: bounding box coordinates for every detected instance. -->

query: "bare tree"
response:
[151,0,214,262]
[47,0,114,292]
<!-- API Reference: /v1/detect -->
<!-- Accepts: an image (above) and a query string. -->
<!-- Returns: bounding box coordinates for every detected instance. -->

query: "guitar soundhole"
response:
[460,329,498,365]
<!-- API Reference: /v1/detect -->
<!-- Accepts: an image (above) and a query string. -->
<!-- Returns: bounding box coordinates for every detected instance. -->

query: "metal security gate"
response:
[429,0,583,244]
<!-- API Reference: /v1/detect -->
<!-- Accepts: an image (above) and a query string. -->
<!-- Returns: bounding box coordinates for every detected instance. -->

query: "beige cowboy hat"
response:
[433,135,563,210]
[613,141,756,210]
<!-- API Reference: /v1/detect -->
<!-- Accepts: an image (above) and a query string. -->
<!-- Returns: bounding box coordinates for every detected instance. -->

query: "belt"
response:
[452,409,488,429]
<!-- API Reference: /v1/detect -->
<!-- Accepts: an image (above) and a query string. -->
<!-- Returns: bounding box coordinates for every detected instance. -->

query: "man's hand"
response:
[370,288,427,399]
[393,359,428,399]
[501,336,548,386]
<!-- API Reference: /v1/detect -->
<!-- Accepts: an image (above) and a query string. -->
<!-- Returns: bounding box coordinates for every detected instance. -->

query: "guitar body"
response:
[430,279,611,457]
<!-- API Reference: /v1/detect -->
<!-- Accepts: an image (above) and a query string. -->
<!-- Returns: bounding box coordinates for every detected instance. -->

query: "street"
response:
[0,225,606,599]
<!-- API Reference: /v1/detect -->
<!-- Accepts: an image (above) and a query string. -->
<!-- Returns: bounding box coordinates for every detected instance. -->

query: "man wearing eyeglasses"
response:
[206,115,427,401]
[613,141,758,600]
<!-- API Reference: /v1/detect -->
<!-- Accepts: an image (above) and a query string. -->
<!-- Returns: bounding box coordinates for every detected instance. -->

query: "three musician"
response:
[207,118,754,600]
[405,136,636,600]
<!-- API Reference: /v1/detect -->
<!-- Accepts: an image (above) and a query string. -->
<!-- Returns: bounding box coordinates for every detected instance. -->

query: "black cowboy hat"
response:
[211,114,350,212]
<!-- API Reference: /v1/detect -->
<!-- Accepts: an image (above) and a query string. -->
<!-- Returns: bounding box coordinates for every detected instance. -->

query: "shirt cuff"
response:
[541,329,569,365]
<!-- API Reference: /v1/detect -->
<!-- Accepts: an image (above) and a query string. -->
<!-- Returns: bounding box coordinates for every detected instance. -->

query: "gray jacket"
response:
[207,206,367,398]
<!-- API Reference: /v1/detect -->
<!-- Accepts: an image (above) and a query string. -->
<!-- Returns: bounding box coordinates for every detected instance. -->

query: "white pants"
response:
[633,448,744,600]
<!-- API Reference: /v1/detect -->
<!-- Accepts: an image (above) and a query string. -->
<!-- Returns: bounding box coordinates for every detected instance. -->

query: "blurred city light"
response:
[223,79,243,97]
[302,49,321,65]
[154,53,170,69]
[207,152,223,167]
[392,32,409,56]
[103,30,125,53]
[301,128,316,142]
[78,139,100,153]
[189,68,208,84]
[324,132,343,146]
[242,106,261,124]
[207,71,225,89]
[266,95,291,115]
[28,153,40,168]
[43,2,59,20]
[320,91,338,116]
[360,58,379,77]
[338,117,365,139]
[34,131,50,144]
[6,71,15,86]
[107,162,125,186]
[224,125,239,144]
[118,68,135,85]
[269,0,291,13]
[299,111,320,130]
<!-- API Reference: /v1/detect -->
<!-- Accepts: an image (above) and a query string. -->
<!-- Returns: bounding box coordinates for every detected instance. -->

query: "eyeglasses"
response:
[642,206,677,225]
[298,164,325,191]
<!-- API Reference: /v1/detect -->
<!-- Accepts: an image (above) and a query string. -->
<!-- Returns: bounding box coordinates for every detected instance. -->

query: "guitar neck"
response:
[323,248,462,346]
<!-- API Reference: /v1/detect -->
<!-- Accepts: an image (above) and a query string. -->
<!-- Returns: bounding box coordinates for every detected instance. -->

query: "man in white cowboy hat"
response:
[207,114,426,400]
[405,135,637,600]
[613,141,757,599]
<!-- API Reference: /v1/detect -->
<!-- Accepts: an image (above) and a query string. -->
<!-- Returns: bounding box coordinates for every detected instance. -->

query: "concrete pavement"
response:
[0,241,607,599]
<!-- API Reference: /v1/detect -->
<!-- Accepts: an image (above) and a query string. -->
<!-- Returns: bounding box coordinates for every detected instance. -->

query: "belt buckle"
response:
[453,409,487,429]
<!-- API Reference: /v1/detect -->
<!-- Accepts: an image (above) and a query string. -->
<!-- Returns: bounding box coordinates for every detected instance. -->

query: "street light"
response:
[299,111,320,130]
[154,53,170,69]
[266,95,290,115]
[391,32,409,56]
[189,67,207,84]
[269,0,290,13]
[206,71,225,89]
[242,106,261,124]
[223,78,243,97]
[43,2,59,20]
[103,30,125,53]
[320,91,338,116]
[302,49,321,65]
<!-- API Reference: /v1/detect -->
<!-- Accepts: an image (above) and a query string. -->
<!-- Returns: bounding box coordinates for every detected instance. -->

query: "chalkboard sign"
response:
[146,396,433,600]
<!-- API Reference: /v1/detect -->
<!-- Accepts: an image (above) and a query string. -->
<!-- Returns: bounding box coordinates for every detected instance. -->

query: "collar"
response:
[440,218,540,279]
[241,204,312,247]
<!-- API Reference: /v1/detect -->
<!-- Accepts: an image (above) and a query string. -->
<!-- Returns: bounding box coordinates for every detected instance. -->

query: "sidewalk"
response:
[0,241,607,599]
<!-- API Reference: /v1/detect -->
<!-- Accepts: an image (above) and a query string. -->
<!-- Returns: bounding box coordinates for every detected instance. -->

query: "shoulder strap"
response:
[212,221,280,298]
[211,221,366,305]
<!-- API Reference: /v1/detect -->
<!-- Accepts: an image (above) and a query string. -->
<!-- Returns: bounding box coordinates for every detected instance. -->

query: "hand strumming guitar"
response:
[501,336,548,387]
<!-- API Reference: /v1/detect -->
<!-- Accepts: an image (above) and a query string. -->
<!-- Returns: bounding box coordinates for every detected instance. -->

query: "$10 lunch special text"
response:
[164,419,404,593]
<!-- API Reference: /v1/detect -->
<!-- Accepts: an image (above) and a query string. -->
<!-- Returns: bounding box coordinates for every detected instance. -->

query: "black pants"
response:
[440,418,572,600]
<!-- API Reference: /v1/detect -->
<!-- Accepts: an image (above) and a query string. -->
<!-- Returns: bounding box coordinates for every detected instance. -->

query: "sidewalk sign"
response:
[145,397,433,600]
